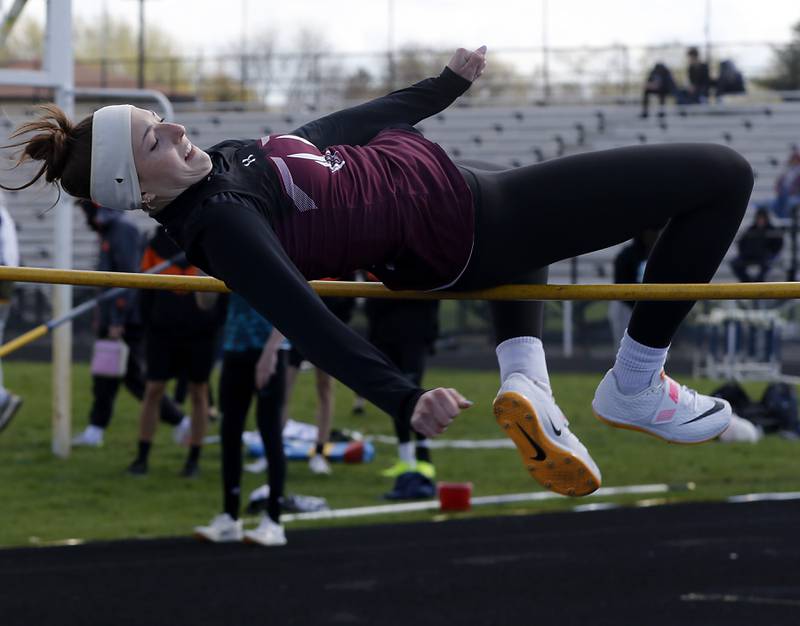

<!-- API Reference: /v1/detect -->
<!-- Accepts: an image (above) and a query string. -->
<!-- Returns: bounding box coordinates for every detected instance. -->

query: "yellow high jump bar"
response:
[0,266,798,301]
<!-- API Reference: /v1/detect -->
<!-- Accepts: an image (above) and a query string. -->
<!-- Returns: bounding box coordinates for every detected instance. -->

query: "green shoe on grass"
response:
[416,461,436,480]
[380,460,414,478]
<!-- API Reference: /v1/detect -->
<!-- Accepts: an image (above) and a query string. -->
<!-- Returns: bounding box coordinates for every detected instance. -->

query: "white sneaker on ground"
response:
[309,453,332,475]
[193,513,243,543]
[494,373,601,497]
[172,415,191,446]
[244,457,268,474]
[592,370,732,444]
[72,425,104,447]
[244,515,287,547]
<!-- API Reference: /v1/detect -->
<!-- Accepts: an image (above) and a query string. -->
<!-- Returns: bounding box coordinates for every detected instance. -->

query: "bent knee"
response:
[703,144,754,194]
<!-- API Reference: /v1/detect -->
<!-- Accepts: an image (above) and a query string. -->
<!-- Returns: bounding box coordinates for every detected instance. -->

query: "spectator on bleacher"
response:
[608,228,660,345]
[194,292,289,546]
[72,201,187,448]
[8,45,756,501]
[365,278,440,480]
[730,208,784,283]
[715,59,746,100]
[281,275,356,476]
[126,226,226,477]
[686,47,712,104]
[0,195,22,432]
[772,147,800,219]
[640,63,677,119]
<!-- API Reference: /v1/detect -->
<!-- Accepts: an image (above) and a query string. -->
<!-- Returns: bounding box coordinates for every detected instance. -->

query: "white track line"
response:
[280,483,671,523]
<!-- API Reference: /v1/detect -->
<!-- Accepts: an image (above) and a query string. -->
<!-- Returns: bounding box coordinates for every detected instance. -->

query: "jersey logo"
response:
[286,150,345,173]
[242,154,256,167]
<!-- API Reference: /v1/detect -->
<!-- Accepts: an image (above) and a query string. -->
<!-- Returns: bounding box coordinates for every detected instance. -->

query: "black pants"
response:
[89,325,185,429]
[731,257,771,283]
[372,338,430,444]
[455,143,754,348]
[457,159,549,343]
[219,349,287,523]
[641,88,671,115]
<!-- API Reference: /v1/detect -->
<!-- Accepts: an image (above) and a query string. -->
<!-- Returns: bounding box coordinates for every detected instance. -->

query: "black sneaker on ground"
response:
[0,394,23,433]
[180,460,199,478]
[127,458,148,476]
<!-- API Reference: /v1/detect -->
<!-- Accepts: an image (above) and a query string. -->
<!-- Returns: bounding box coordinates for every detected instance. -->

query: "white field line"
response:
[279,483,671,523]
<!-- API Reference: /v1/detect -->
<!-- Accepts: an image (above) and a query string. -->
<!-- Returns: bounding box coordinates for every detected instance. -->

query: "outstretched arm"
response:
[195,202,425,422]
[292,46,488,150]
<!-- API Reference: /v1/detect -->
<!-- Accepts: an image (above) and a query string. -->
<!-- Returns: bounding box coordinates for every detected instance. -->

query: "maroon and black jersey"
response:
[260,129,473,290]
[154,67,473,422]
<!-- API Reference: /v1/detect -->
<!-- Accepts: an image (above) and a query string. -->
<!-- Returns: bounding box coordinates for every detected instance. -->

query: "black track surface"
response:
[2,500,798,626]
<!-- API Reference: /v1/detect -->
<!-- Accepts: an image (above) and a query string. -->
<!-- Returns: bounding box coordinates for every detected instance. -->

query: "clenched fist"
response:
[411,387,473,438]
[447,45,488,83]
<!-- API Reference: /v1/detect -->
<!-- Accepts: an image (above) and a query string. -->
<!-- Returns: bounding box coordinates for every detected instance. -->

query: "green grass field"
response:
[0,361,797,548]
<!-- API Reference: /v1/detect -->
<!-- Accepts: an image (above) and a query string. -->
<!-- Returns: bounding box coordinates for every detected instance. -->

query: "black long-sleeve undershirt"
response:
[290,67,470,150]
[168,67,472,422]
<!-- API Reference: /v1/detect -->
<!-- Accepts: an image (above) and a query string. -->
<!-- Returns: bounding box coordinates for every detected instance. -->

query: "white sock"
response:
[612,330,669,395]
[496,336,549,386]
[398,442,416,464]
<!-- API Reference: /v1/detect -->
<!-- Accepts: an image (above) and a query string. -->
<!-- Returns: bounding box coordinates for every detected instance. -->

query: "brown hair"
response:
[1,104,94,199]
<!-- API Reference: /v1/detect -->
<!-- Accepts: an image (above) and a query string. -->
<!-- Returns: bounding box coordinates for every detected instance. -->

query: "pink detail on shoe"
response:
[668,378,680,404]
[654,409,676,424]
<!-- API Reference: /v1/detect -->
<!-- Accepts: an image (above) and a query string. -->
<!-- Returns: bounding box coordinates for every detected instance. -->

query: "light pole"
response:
[704,0,712,67]
[127,0,157,89]
[542,0,551,101]
[137,0,145,88]
[387,0,396,91]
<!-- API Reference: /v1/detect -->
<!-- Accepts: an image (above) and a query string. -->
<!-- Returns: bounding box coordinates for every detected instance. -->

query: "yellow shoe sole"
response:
[494,391,601,497]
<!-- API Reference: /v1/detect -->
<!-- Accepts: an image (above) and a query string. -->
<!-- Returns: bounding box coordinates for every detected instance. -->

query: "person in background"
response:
[730,208,784,283]
[686,47,712,104]
[365,281,440,479]
[281,276,356,475]
[772,148,800,219]
[174,373,219,422]
[72,201,187,447]
[609,229,661,346]
[714,59,746,101]
[640,63,677,119]
[194,292,289,546]
[126,226,226,477]
[0,194,22,431]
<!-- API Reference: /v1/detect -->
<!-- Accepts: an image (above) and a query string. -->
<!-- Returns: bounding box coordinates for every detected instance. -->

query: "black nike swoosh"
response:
[515,423,547,461]
[681,400,726,425]
[546,415,562,436]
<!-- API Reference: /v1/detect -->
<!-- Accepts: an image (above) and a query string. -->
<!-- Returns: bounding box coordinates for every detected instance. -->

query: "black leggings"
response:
[219,350,287,523]
[455,143,754,348]
[371,338,430,444]
[89,325,184,428]
[457,159,549,343]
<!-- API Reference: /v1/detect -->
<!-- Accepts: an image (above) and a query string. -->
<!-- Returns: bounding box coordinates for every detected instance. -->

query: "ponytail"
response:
[1,104,93,199]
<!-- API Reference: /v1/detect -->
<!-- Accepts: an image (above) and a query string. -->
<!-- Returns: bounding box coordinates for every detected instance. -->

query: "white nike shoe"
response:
[494,373,601,497]
[193,513,243,543]
[592,370,732,444]
[72,425,104,447]
[244,515,287,547]
[309,453,332,475]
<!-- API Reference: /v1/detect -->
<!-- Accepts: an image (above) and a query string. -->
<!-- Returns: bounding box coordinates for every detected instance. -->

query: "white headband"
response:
[90,104,141,211]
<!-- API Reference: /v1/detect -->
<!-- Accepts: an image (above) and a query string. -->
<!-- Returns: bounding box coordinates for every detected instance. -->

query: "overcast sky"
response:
[17,0,800,55]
